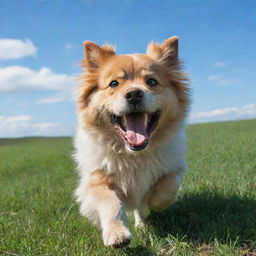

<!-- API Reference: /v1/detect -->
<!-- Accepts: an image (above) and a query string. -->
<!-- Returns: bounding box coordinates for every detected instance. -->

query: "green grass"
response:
[0,119,256,256]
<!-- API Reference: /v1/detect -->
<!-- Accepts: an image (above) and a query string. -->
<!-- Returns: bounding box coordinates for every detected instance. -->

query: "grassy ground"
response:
[0,119,255,256]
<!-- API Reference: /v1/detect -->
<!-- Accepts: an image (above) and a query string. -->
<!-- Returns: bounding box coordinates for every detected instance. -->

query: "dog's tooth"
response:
[144,113,148,127]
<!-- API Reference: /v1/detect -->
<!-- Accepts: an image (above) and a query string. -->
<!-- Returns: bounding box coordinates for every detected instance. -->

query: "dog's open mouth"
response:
[110,110,160,151]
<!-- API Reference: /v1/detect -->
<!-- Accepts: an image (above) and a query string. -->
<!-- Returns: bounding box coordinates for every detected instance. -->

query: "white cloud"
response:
[214,61,226,67]
[207,75,223,81]
[0,115,58,138]
[36,96,66,104]
[5,115,31,122]
[0,66,76,91]
[217,79,235,85]
[207,74,236,86]
[0,39,37,61]
[65,44,74,49]
[189,104,256,123]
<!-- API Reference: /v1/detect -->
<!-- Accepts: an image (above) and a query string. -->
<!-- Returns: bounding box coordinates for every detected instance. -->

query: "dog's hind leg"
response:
[134,208,146,228]
[146,171,183,212]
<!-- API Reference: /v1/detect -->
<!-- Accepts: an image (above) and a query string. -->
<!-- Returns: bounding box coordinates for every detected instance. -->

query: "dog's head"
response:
[77,37,189,152]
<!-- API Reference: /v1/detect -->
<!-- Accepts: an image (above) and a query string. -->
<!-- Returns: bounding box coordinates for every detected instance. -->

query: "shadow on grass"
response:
[147,191,256,248]
[124,245,155,256]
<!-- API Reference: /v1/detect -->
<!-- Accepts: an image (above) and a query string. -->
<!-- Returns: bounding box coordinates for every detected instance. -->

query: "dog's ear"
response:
[146,36,179,67]
[83,41,115,69]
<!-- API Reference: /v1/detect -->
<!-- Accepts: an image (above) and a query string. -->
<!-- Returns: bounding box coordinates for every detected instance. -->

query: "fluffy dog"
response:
[74,36,190,248]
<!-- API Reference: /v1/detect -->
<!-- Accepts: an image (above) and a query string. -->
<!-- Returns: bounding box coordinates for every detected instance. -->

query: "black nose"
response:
[125,89,144,105]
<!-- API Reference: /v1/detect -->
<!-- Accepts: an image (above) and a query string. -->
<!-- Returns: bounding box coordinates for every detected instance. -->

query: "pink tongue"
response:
[125,113,148,146]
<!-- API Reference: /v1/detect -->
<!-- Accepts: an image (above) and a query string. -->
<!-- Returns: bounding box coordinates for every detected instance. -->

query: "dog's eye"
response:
[146,78,158,87]
[109,80,119,88]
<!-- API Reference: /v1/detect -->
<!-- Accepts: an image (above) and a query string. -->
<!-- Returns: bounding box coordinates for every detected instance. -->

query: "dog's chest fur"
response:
[74,125,187,208]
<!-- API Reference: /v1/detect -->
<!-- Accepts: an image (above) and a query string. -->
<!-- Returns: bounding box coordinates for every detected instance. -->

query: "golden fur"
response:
[74,36,190,248]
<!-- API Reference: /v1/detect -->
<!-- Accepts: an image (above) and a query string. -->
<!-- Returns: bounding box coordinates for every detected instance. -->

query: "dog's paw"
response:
[103,225,131,248]
[134,220,145,228]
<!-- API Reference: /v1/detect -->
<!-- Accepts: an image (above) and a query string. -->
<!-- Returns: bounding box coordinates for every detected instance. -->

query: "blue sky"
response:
[0,0,255,137]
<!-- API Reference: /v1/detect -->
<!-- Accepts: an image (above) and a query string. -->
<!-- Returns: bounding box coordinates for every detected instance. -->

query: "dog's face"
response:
[78,37,189,152]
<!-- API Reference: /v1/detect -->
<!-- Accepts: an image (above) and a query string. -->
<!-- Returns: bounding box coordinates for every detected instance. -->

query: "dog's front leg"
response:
[146,171,183,212]
[86,171,131,248]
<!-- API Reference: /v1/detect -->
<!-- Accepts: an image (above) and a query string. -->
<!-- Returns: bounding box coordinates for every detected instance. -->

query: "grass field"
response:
[0,119,256,256]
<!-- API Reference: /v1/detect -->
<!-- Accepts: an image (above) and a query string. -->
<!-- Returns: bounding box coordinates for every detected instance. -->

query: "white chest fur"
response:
[74,125,187,208]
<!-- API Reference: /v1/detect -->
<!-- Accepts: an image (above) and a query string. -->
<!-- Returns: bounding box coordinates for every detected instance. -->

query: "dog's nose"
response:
[125,89,144,105]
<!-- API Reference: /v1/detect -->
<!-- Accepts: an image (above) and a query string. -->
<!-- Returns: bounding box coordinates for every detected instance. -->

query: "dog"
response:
[74,36,190,248]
